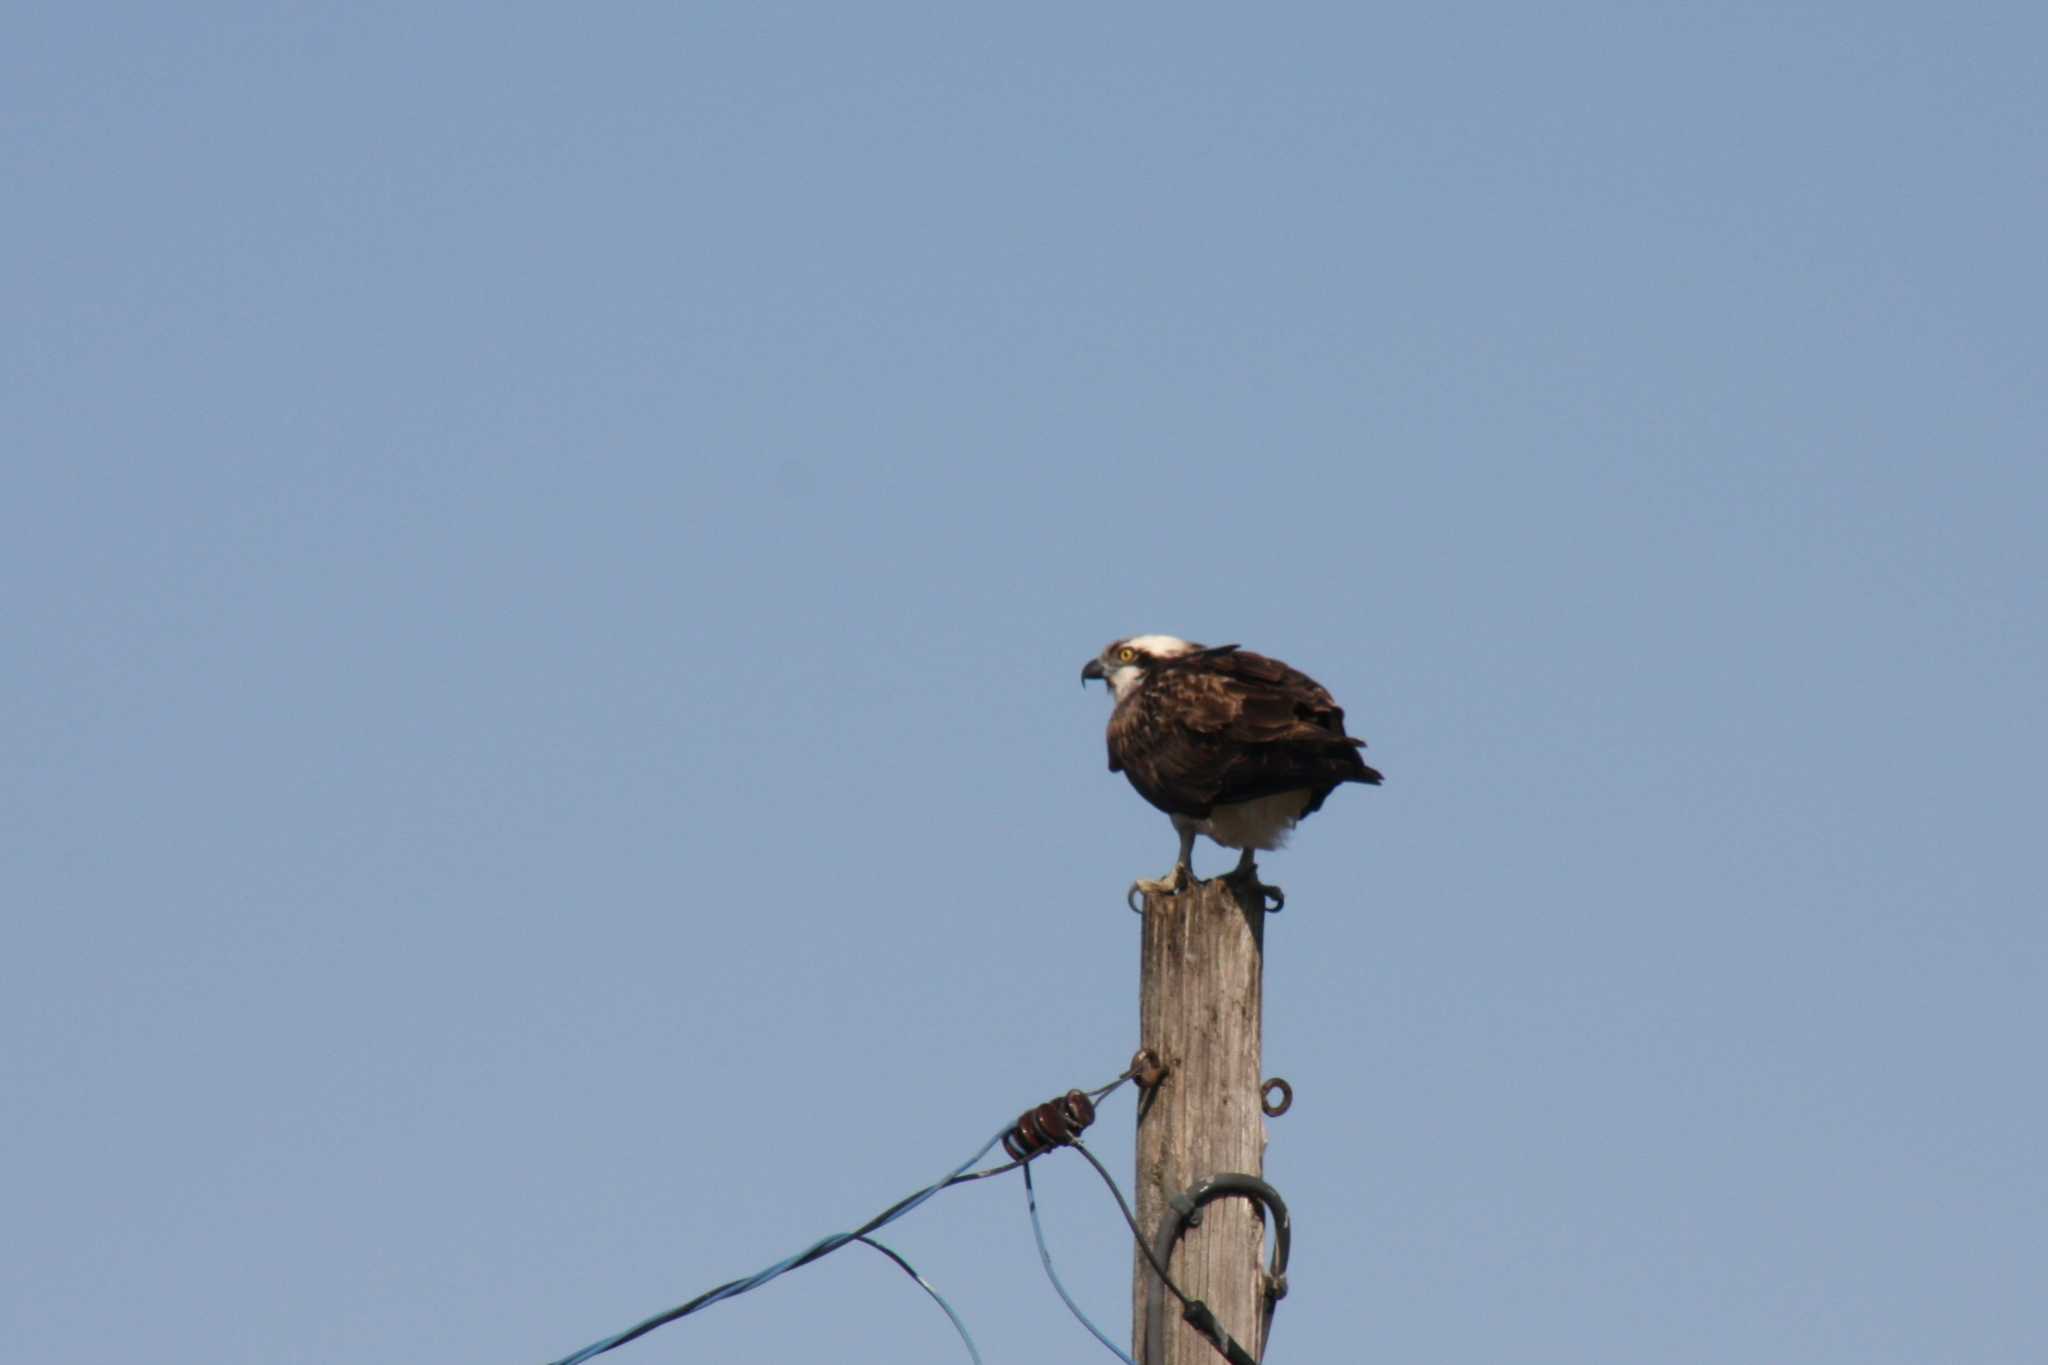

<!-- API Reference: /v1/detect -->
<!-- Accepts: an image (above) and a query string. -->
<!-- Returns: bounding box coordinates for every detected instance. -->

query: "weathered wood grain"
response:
[1133,877,1270,1364]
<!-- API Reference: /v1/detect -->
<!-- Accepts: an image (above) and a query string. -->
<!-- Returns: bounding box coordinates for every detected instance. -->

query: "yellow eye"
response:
[1118,647,1135,662]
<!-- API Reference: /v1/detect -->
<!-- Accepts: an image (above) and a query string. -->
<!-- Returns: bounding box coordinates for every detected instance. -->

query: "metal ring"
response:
[1261,1077,1293,1116]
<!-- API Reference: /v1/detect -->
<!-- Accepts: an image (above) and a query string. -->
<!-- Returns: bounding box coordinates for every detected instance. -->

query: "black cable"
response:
[542,1127,1006,1365]
[1068,1139,1193,1308]
[1068,1139,1289,1365]
[1143,1174,1291,1365]
[538,1068,1137,1365]
[854,1236,983,1365]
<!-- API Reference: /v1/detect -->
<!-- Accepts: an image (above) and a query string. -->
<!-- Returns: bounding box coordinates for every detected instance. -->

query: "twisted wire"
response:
[538,1067,1138,1365]
[542,1126,1007,1365]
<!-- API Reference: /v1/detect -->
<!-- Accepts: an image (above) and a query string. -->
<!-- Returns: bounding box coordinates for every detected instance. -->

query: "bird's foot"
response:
[1127,863,1194,913]
[1221,864,1285,913]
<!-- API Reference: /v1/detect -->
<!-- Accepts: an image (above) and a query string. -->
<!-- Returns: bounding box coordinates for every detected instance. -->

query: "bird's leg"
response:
[1128,825,1198,907]
[1222,847,1285,913]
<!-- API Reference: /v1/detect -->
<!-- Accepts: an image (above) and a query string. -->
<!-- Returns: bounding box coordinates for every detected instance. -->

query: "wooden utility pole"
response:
[1132,877,1272,1365]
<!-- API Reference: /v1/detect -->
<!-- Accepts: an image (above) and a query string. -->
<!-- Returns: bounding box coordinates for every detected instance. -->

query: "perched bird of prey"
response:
[1081,635,1382,907]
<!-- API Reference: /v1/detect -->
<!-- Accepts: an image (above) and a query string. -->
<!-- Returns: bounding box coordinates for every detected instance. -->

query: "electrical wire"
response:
[537,1067,1136,1365]
[1022,1159,1137,1365]
[1071,1140,1282,1365]
[1141,1174,1288,1365]
[542,1126,1009,1365]
[1069,1139,1192,1308]
[1088,1070,1139,1103]
[855,1236,983,1365]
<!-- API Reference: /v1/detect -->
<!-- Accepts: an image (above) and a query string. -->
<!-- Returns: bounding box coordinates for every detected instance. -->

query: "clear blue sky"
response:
[6,5,2044,1363]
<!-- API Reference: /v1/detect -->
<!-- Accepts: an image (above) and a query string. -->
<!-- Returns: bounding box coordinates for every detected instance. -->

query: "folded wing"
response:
[1109,648,1382,818]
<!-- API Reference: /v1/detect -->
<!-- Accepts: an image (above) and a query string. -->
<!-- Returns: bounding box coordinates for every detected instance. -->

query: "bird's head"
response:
[1081,635,1201,701]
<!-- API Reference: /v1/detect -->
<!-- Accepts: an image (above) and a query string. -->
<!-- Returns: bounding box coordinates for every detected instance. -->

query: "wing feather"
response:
[1107,647,1382,818]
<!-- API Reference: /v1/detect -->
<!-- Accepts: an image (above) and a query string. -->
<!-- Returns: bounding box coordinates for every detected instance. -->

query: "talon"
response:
[1128,864,1194,908]
[1221,865,1284,913]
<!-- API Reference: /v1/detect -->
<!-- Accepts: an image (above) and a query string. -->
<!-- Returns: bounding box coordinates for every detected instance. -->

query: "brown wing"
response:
[1108,648,1382,818]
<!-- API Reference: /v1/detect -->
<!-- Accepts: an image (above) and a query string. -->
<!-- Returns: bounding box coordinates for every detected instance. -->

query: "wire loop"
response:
[1141,1174,1292,1365]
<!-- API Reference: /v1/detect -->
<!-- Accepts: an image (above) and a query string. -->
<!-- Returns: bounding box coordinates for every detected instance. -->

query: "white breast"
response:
[1198,789,1313,851]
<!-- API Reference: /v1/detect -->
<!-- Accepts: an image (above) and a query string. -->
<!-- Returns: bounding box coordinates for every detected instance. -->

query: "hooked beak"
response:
[1080,658,1106,687]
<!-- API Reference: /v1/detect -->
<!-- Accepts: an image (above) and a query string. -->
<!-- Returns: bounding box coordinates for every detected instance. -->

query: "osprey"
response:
[1081,635,1382,906]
